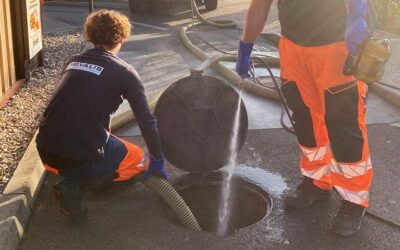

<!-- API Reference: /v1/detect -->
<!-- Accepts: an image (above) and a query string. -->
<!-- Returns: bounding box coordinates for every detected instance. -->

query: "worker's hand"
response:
[235,40,254,78]
[345,0,370,56]
[143,155,168,180]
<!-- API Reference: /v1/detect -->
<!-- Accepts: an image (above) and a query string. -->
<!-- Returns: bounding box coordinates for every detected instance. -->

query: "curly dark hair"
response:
[84,10,131,48]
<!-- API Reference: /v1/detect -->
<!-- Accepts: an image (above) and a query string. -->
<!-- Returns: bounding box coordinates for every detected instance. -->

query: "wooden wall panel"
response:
[4,0,16,86]
[0,0,17,100]
[0,1,7,95]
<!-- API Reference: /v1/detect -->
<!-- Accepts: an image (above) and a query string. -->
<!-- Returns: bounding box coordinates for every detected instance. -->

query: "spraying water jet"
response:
[154,57,273,235]
[218,90,242,235]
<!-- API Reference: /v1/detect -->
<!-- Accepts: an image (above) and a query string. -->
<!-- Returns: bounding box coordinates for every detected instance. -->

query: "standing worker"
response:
[236,0,372,236]
[36,10,167,222]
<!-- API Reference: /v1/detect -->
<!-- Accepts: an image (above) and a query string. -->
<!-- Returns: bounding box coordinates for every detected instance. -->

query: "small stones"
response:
[0,30,84,193]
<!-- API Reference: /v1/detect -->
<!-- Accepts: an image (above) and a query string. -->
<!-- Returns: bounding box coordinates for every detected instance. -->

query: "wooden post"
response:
[0,0,17,103]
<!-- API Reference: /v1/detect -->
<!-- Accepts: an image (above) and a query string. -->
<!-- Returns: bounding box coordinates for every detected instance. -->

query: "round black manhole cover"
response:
[154,74,248,173]
[159,173,273,234]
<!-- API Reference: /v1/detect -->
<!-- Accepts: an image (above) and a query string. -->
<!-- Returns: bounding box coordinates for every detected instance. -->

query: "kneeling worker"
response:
[36,10,167,222]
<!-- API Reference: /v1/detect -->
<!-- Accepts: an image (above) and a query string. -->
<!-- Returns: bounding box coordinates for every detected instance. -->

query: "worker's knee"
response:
[324,83,364,163]
[281,81,316,148]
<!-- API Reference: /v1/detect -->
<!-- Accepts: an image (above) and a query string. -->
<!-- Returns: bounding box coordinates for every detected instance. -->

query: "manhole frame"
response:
[157,172,274,234]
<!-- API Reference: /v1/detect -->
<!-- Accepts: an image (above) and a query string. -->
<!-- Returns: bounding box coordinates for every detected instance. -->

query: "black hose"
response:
[186,0,400,232]
[191,32,295,134]
[252,57,296,135]
[192,33,237,55]
[253,58,400,230]
[365,209,400,229]
[190,27,294,134]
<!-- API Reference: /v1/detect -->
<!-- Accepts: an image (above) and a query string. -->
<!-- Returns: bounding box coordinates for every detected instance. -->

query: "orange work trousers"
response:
[280,37,372,208]
[44,135,148,183]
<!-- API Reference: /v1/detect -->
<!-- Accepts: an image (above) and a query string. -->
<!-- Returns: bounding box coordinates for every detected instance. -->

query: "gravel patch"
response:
[0,30,84,193]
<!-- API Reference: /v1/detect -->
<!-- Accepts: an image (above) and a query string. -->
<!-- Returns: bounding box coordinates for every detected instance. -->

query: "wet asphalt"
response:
[20,126,400,249]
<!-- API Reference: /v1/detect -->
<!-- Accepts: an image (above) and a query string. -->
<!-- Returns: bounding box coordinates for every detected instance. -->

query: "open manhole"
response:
[160,173,273,234]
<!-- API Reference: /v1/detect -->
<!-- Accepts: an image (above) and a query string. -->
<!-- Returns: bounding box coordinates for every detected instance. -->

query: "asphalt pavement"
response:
[19,1,400,249]
[20,125,400,250]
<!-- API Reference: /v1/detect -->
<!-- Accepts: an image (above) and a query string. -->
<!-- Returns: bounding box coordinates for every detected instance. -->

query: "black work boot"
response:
[88,173,140,194]
[285,177,331,208]
[54,179,88,223]
[331,200,365,237]
[87,174,116,193]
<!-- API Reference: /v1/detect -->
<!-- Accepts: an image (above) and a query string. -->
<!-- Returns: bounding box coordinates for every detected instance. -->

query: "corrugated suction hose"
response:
[191,0,236,29]
[142,176,202,231]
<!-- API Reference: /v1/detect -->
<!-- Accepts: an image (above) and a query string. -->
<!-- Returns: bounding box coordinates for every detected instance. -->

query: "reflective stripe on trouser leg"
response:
[325,82,372,207]
[112,136,149,182]
[279,38,372,202]
[281,81,333,190]
[299,145,331,184]
[330,158,372,207]
[302,110,335,191]
[299,144,333,190]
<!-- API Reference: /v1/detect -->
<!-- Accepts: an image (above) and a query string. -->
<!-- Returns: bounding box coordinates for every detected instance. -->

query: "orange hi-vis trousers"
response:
[279,37,372,208]
[43,135,148,183]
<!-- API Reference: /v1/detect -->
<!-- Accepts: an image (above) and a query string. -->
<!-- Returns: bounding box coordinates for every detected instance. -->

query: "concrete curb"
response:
[0,133,44,250]
[0,194,30,250]
[44,1,128,11]
[0,101,134,250]
[3,133,45,206]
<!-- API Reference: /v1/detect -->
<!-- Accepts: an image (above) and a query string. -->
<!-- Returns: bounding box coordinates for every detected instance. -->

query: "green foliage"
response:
[373,0,400,20]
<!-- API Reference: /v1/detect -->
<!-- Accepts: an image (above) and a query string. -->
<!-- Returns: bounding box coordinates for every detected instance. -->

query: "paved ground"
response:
[380,32,400,89]
[20,125,400,250]
[19,2,400,249]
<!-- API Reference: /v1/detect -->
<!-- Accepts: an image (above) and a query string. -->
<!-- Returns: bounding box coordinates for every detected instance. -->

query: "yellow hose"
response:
[191,0,236,29]
[141,3,280,232]
[142,176,202,231]
[180,18,280,100]
[113,0,282,130]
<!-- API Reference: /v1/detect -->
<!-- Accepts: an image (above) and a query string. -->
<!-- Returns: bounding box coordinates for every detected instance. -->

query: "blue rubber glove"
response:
[143,155,168,180]
[346,0,370,56]
[235,40,254,78]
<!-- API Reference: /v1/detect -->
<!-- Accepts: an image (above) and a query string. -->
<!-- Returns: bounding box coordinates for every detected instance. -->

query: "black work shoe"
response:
[88,173,140,194]
[54,180,88,223]
[331,200,365,237]
[87,174,116,193]
[285,177,331,208]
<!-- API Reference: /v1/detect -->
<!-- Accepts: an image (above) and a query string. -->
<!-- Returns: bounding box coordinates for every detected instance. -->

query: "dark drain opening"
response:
[160,173,273,234]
